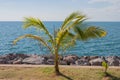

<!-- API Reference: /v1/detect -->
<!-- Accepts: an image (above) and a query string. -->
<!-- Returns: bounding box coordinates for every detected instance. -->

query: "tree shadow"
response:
[58,72,73,80]
[104,72,120,80]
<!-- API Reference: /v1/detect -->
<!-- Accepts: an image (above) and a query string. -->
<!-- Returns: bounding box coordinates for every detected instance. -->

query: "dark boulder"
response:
[89,58,103,66]
[106,56,120,66]
[22,55,44,64]
[75,59,90,66]
[46,59,54,65]
[13,58,23,64]
[0,58,7,64]
[89,56,99,60]
[59,60,67,65]
[63,54,79,65]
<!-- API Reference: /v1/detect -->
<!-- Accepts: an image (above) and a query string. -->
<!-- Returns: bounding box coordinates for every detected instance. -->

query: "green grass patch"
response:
[0,66,120,80]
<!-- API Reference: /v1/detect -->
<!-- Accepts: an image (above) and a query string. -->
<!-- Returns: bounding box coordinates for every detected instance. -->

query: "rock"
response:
[15,53,29,59]
[42,54,63,61]
[59,60,67,65]
[5,53,16,60]
[90,56,99,60]
[42,54,54,60]
[13,58,23,64]
[83,56,90,60]
[22,56,44,64]
[0,53,119,66]
[75,56,91,66]
[106,56,119,66]
[75,59,90,66]
[46,59,54,65]
[0,53,29,64]
[0,55,11,64]
[89,58,103,66]
[0,58,7,64]
[63,54,79,65]
[7,60,14,64]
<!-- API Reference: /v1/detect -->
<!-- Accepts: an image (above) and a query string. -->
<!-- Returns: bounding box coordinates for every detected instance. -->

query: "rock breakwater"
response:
[0,53,120,66]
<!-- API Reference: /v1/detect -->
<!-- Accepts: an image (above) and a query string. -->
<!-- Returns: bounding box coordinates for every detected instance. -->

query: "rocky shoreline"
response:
[0,53,120,66]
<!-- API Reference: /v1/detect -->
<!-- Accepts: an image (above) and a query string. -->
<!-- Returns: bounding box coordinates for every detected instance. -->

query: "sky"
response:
[0,0,120,21]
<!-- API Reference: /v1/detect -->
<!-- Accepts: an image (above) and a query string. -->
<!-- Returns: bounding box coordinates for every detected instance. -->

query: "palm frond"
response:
[23,17,54,43]
[85,26,107,39]
[13,34,52,51]
[67,18,87,31]
[73,25,107,41]
[74,26,87,41]
[23,17,45,30]
[63,39,76,51]
[61,12,86,30]
[56,29,68,45]
[61,34,77,49]
[57,32,76,54]
[57,12,87,48]
[60,32,75,43]
[57,19,86,45]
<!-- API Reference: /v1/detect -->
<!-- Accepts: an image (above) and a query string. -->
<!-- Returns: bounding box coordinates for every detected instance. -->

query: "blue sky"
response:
[0,0,120,21]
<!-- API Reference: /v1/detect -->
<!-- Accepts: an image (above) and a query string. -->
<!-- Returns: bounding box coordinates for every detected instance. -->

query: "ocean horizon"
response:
[0,21,120,56]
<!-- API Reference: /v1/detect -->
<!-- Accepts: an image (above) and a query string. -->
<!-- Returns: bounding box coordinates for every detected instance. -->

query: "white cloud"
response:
[83,6,120,21]
[88,0,120,4]
[84,0,120,21]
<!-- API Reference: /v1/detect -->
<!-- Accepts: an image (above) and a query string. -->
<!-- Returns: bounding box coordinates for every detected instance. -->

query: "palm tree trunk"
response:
[54,49,60,75]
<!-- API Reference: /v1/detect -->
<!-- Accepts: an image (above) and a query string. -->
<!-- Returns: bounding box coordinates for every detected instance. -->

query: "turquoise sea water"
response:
[0,21,120,56]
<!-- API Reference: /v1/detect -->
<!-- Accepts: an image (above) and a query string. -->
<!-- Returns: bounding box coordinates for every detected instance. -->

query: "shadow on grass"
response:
[59,72,73,80]
[104,72,120,80]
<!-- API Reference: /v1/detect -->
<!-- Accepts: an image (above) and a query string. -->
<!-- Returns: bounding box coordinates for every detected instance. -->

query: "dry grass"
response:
[0,66,120,80]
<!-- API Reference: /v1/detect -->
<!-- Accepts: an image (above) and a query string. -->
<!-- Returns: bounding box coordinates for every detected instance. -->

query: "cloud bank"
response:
[83,0,120,21]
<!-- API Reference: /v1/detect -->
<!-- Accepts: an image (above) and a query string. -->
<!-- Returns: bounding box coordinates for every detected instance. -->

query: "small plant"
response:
[102,61,109,73]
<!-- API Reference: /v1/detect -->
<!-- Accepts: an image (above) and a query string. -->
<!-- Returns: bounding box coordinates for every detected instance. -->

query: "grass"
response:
[0,66,120,80]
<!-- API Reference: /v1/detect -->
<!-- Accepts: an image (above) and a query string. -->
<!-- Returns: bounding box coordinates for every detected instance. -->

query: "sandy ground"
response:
[0,64,120,69]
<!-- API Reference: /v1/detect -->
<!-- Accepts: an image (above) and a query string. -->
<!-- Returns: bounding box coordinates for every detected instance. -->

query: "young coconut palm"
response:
[13,12,107,75]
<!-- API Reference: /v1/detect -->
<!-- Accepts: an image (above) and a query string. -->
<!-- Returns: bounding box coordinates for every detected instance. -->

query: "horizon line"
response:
[0,20,120,22]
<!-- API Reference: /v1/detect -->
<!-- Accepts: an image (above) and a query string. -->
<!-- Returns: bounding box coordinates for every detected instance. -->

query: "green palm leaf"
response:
[23,17,53,43]
[61,12,86,30]
[23,17,45,30]
[85,26,107,39]
[57,13,87,45]
[13,34,52,51]
[74,26,87,41]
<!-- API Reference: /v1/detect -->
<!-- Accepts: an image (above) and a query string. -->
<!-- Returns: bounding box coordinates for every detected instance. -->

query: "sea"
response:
[0,21,120,56]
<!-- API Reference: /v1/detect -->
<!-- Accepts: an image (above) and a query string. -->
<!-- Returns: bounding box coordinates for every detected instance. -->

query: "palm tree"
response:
[13,12,107,75]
